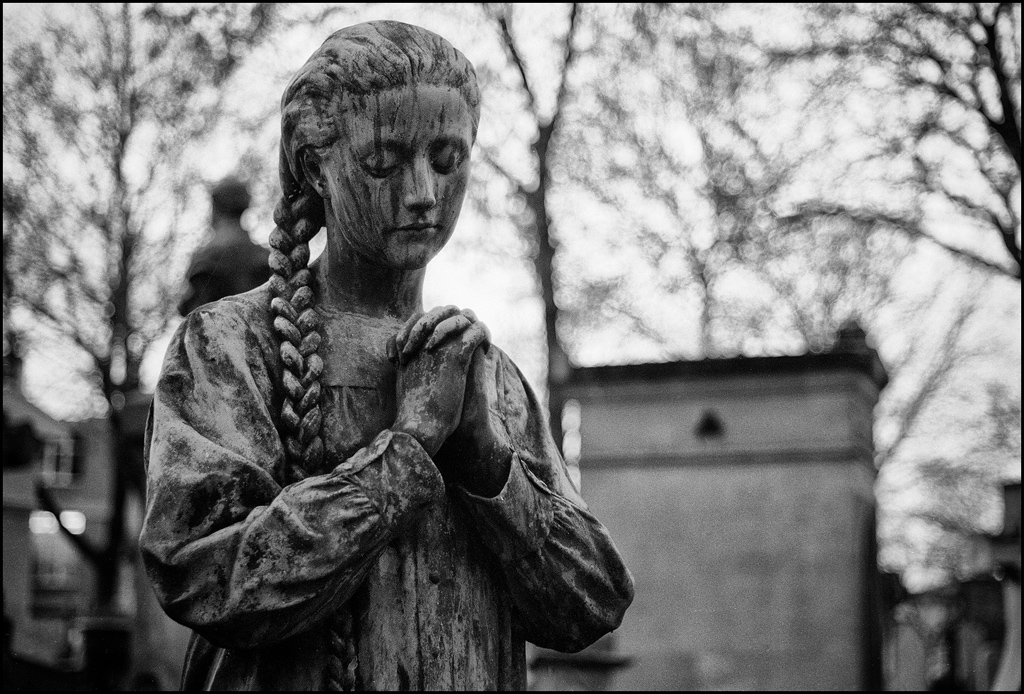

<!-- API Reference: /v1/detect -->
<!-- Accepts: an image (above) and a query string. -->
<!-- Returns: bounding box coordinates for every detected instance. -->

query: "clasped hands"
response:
[389,306,513,497]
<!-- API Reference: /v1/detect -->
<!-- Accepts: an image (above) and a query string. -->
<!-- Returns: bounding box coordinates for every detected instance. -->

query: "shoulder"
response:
[183,283,272,329]
[171,284,278,371]
[180,284,272,340]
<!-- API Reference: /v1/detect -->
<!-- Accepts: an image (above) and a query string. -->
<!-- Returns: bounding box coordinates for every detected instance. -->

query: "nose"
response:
[403,157,437,213]
[404,158,437,211]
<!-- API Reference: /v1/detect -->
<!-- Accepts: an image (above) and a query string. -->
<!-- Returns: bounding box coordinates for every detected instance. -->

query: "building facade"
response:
[542,329,888,690]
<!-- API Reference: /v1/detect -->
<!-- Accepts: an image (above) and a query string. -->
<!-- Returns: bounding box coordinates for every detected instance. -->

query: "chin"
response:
[385,237,449,270]
[384,247,441,270]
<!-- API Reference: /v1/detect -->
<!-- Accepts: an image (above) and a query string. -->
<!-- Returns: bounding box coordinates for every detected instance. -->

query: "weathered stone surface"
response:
[141,19,633,691]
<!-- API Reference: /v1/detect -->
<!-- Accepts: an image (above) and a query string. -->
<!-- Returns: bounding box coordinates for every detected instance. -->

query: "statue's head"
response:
[266,21,480,482]
[277,20,481,269]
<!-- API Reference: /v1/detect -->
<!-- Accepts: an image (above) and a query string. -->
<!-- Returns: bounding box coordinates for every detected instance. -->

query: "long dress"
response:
[140,285,634,691]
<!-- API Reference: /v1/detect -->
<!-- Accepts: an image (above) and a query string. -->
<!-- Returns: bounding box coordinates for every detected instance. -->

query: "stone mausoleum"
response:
[538,324,888,690]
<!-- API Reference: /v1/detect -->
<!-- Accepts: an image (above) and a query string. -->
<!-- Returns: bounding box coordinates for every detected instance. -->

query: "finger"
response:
[402,305,462,359]
[424,314,474,351]
[459,345,488,418]
[386,335,399,364]
[456,323,491,362]
[460,309,490,345]
[403,305,460,358]
[395,309,425,355]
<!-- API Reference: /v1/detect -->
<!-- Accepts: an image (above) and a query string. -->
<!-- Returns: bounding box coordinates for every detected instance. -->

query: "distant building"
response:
[0,177,275,690]
[3,372,121,687]
[989,481,1021,691]
[3,365,189,690]
[887,481,1021,691]
[540,323,888,690]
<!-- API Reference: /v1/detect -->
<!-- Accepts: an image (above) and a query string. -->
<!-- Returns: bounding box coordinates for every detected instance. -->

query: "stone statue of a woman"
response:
[140,20,633,691]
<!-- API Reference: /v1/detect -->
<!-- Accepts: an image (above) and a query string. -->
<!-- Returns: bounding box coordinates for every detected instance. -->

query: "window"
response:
[38,434,80,488]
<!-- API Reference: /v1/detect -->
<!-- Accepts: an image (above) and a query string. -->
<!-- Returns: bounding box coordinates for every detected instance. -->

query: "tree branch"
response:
[910,508,983,535]
[488,4,539,118]
[780,205,1021,280]
[876,287,987,466]
[16,295,101,360]
[979,2,1022,169]
[476,144,527,192]
[548,2,580,136]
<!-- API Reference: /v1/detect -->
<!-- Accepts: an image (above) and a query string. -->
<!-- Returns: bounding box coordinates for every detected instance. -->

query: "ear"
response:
[298,147,328,199]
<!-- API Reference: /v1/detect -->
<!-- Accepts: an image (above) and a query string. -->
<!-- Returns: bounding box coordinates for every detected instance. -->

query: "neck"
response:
[316,241,424,321]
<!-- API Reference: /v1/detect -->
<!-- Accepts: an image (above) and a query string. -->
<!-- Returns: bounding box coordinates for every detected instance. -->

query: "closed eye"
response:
[430,140,467,175]
[361,147,401,178]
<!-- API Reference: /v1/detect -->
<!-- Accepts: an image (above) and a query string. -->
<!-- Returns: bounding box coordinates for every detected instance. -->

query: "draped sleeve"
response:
[453,347,635,652]
[140,295,445,650]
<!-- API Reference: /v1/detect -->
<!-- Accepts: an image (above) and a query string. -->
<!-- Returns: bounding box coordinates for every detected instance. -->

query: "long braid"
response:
[269,185,356,691]
[268,189,325,482]
[270,182,358,691]
[325,607,358,691]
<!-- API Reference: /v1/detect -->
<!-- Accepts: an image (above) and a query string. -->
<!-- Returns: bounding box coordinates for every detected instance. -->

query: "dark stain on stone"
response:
[184,476,222,530]
[397,661,410,691]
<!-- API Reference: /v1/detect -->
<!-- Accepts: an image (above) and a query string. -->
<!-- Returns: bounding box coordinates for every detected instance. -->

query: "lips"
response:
[393,222,437,233]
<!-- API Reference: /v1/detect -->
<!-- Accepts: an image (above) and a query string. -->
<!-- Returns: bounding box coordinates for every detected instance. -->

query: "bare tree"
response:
[472,4,917,370]
[3,2,276,611]
[774,2,1021,281]
[764,1,1022,588]
[475,2,581,394]
[470,3,1019,589]
[558,4,912,356]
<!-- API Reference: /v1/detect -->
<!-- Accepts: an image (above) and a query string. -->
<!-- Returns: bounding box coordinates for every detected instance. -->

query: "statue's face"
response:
[312,83,474,270]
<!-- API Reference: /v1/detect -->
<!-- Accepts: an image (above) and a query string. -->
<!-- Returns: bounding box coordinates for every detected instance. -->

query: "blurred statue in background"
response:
[141,19,633,692]
[177,176,271,316]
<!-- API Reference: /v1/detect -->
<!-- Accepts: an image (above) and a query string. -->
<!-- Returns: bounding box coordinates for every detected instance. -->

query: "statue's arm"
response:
[139,302,444,651]
[453,348,634,652]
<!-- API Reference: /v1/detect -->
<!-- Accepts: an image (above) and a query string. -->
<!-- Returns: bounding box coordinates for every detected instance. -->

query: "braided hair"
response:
[269,20,480,691]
